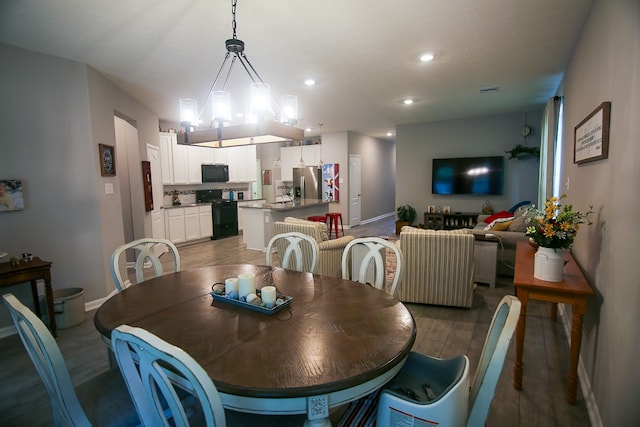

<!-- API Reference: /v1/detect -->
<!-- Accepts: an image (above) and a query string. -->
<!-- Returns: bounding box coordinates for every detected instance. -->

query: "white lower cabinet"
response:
[199,205,213,238]
[165,208,186,244]
[165,205,213,244]
[184,207,200,241]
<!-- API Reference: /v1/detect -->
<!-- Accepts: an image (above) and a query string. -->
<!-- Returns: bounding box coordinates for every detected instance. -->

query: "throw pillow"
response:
[483,216,514,231]
[508,200,532,214]
[508,214,529,232]
[491,219,513,231]
[483,210,513,224]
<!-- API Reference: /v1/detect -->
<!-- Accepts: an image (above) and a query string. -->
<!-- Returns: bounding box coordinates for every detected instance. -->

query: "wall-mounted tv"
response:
[432,156,504,195]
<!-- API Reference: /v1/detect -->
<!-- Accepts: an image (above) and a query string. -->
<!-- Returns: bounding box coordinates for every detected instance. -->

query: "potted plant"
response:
[396,204,417,235]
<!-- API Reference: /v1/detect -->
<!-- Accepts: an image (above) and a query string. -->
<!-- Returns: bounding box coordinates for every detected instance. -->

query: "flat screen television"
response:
[432,156,504,195]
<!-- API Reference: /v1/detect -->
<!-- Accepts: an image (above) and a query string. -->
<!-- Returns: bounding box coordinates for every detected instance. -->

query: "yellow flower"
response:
[559,221,572,231]
[542,224,555,238]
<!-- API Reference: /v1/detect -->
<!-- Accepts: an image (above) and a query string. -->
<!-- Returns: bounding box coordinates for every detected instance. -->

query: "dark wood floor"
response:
[0,217,591,426]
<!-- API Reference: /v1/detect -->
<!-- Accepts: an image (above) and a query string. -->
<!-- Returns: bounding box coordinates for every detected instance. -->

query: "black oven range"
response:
[196,190,238,240]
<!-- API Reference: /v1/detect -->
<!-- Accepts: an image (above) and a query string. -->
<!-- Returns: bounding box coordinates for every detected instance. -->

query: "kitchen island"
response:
[241,199,330,251]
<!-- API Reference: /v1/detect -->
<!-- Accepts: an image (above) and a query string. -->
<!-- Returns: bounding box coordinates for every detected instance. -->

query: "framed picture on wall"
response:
[99,143,116,176]
[574,101,611,164]
[0,179,24,211]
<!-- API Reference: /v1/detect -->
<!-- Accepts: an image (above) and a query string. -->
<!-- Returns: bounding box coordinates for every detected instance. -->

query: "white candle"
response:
[237,273,256,299]
[225,278,238,294]
[261,285,277,307]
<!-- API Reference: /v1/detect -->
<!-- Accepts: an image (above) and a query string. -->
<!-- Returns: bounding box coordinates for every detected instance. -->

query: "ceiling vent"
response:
[479,86,499,94]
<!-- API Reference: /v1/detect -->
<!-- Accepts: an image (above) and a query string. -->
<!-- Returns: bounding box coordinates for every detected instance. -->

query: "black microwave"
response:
[202,164,229,182]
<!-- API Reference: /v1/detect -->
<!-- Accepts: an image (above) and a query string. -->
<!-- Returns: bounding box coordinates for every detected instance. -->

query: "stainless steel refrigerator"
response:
[293,167,323,201]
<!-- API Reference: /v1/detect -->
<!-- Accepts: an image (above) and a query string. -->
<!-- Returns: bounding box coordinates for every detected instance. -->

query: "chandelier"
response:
[177,0,303,148]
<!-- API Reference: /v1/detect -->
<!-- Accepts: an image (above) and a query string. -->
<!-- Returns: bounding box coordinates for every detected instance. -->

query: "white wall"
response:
[396,111,542,221]
[559,0,640,424]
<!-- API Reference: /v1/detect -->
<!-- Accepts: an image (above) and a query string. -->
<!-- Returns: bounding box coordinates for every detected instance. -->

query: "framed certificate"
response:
[574,102,611,164]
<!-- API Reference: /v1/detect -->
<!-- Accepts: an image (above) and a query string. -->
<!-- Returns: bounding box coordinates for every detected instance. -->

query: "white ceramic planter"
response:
[534,246,564,282]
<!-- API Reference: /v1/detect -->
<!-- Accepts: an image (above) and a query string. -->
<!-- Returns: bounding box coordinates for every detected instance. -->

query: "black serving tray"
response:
[210,290,293,315]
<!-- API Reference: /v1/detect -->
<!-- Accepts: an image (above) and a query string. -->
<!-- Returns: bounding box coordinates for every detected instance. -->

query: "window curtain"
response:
[538,96,563,207]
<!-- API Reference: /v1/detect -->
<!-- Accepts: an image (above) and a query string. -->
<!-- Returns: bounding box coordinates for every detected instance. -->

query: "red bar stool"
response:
[325,212,344,238]
[307,215,327,223]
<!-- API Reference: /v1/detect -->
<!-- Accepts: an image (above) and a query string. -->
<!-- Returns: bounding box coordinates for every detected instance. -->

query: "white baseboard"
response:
[557,303,602,427]
[357,212,395,227]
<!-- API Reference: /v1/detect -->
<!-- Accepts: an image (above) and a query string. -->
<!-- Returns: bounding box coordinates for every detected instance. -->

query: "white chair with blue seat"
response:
[111,324,227,426]
[110,237,181,292]
[2,293,139,427]
[375,295,521,427]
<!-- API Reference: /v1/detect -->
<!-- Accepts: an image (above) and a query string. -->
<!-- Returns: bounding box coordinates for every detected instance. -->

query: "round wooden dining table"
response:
[94,264,416,426]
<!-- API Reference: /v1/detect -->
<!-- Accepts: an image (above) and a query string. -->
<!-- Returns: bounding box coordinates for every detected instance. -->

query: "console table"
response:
[424,211,478,230]
[513,241,593,404]
[0,257,56,336]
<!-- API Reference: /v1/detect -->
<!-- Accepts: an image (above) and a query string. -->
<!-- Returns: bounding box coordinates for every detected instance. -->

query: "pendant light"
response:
[178,0,303,148]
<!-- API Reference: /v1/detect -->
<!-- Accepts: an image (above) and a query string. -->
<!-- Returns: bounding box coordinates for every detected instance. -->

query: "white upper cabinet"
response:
[226,145,256,182]
[159,132,257,184]
[159,133,175,185]
[280,145,322,181]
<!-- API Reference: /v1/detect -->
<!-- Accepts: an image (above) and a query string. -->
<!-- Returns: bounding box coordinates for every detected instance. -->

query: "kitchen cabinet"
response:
[171,143,189,184]
[280,145,322,181]
[226,145,257,182]
[184,206,200,241]
[164,205,213,244]
[237,199,260,231]
[159,133,175,185]
[199,205,213,238]
[188,145,212,184]
[165,208,186,244]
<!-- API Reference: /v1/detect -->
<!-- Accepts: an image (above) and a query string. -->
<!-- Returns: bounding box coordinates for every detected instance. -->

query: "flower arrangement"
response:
[524,195,593,249]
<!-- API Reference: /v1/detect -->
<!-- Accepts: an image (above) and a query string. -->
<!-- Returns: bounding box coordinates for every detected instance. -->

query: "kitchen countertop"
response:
[241,199,330,210]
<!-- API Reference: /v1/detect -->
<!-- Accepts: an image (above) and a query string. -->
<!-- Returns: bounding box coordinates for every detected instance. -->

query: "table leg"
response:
[567,300,587,404]
[514,289,528,390]
[550,302,558,321]
[43,272,57,337]
[305,395,331,427]
[29,280,42,319]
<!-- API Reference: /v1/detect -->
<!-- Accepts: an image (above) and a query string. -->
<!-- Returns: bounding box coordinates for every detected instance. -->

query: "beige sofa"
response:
[273,217,355,278]
[471,211,529,277]
[397,226,475,308]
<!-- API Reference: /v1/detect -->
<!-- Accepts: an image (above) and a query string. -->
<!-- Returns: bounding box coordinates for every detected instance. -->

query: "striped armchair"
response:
[397,226,475,308]
[273,217,355,278]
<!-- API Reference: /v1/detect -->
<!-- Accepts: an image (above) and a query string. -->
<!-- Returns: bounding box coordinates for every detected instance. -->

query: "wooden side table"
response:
[0,257,56,336]
[513,242,593,404]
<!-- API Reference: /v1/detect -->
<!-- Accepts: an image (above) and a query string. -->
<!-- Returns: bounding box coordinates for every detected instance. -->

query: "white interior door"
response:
[146,144,165,241]
[349,154,362,227]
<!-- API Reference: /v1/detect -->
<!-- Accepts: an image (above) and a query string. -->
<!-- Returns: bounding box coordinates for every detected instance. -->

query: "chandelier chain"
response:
[231,0,238,39]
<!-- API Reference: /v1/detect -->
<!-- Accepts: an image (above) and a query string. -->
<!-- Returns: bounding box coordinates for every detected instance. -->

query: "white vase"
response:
[534,246,565,282]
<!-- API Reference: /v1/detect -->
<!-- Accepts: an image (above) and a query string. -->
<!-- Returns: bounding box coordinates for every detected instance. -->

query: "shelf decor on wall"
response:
[574,101,611,164]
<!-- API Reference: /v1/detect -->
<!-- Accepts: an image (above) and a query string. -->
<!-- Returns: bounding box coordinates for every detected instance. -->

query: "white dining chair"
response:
[266,231,320,274]
[2,293,139,427]
[111,324,227,427]
[341,237,402,296]
[110,237,181,292]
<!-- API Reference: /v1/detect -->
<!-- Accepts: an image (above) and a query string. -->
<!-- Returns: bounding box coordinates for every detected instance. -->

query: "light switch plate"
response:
[105,183,114,194]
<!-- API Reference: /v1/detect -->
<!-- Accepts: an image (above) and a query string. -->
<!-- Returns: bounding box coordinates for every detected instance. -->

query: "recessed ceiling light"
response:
[305,127,312,132]
[304,79,316,86]
[386,132,394,137]
[403,99,414,105]
[419,53,435,62]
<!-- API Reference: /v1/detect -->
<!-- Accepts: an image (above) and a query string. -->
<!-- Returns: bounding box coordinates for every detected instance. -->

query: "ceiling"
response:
[0,0,594,140]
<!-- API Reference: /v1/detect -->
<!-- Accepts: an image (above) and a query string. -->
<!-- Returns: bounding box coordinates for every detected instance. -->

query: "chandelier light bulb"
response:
[179,98,198,124]
[211,91,231,123]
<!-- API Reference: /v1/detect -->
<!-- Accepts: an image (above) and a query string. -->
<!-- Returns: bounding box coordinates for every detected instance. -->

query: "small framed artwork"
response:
[0,179,24,211]
[99,144,116,176]
[427,205,435,213]
[262,169,272,185]
[574,101,611,164]
[443,206,451,214]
